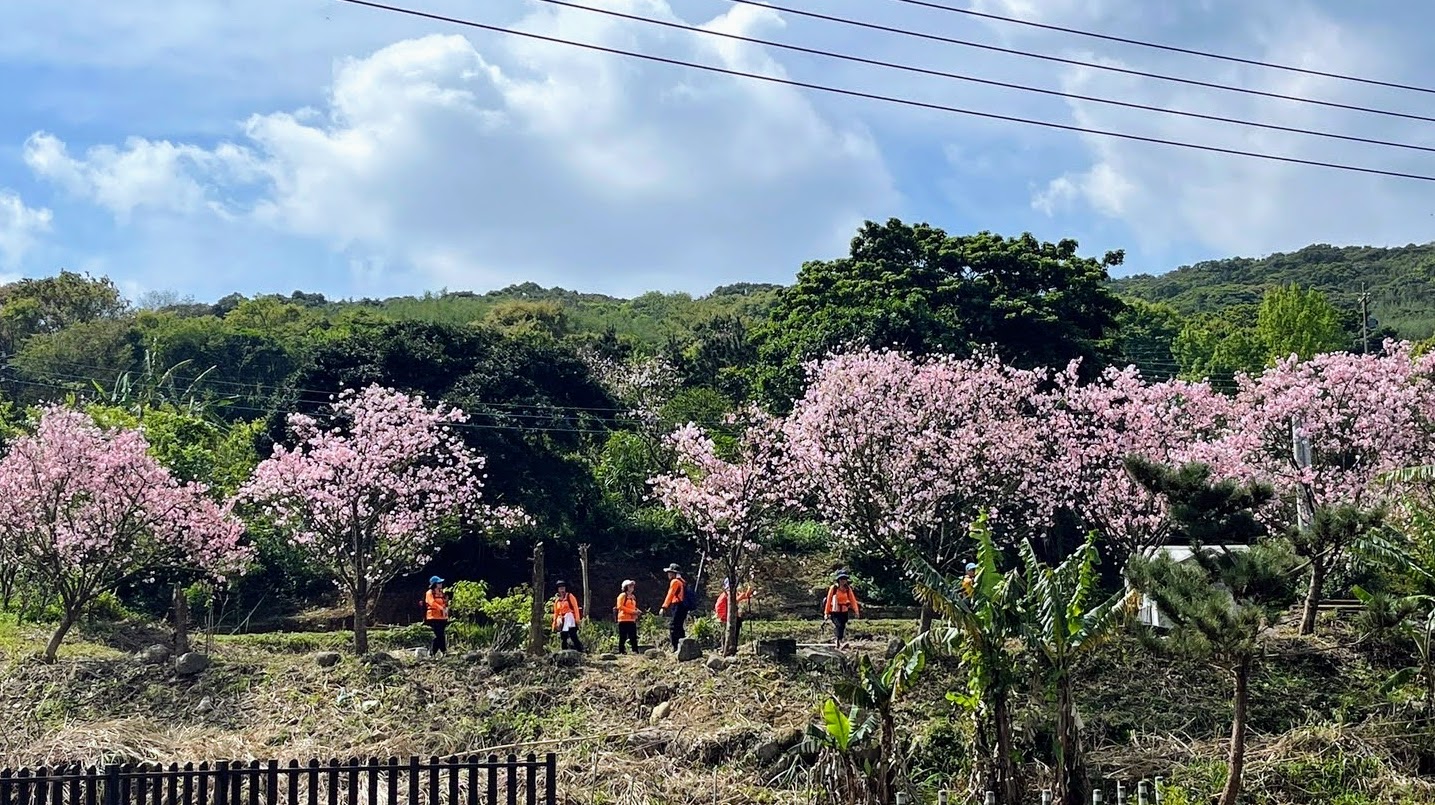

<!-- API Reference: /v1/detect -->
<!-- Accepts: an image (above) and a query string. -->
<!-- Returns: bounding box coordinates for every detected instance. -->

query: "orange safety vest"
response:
[615,592,640,623]
[425,590,449,621]
[663,577,686,608]
[552,593,582,630]
[825,585,860,616]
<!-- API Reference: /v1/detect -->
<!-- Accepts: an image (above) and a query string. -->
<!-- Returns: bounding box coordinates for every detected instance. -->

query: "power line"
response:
[333,0,1435,183]
[721,0,1435,125]
[885,0,1435,98]
[535,0,1435,155]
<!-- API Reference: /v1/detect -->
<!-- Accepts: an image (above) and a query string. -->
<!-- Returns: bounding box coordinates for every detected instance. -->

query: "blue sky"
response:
[1,0,1433,303]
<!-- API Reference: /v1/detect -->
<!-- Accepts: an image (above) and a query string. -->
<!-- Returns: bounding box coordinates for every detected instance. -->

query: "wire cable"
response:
[333,0,1435,183]
[885,0,1435,98]
[534,0,1435,155]
[720,0,1435,125]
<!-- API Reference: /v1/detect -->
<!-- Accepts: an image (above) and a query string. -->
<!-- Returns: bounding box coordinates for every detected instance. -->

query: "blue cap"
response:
[430,576,444,585]
[965,563,978,571]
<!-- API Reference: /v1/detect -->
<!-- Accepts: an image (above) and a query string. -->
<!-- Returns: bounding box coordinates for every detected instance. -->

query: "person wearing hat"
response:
[552,581,585,652]
[823,571,861,650]
[613,580,643,654]
[424,576,450,658]
[659,563,688,651]
[962,562,979,598]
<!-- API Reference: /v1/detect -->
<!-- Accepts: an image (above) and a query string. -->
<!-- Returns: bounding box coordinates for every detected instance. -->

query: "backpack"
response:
[682,576,699,610]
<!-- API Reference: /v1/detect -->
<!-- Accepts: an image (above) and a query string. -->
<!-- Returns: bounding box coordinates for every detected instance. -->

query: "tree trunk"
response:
[43,610,78,663]
[1218,657,1252,805]
[918,603,934,637]
[528,542,546,656]
[352,576,370,656]
[579,543,591,623]
[1298,556,1327,636]
[993,689,1020,804]
[1054,676,1085,805]
[173,584,191,656]
[723,566,740,657]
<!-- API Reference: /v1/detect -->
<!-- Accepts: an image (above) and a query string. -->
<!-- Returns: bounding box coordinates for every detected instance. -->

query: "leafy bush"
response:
[448,581,534,628]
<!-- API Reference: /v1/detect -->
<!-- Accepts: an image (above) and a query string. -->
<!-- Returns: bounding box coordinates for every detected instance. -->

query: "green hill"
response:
[1112,243,1435,339]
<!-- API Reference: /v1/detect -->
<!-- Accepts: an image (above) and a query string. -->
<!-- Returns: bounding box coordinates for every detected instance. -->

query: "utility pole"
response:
[1359,282,1371,355]
[1292,417,1314,532]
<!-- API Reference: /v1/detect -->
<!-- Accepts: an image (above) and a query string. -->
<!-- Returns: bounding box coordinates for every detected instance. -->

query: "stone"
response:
[136,644,171,665]
[553,650,584,667]
[360,699,380,712]
[704,656,730,672]
[754,741,783,765]
[598,653,618,661]
[315,651,342,668]
[625,729,671,757]
[886,637,906,660]
[755,638,797,661]
[488,650,524,672]
[798,648,848,673]
[174,653,210,676]
[463,652,485,663]
[649,701,672,725]
[644,649,664,660]
[195,697,215,715]
[640,683,675,707]
[675,638,703,662]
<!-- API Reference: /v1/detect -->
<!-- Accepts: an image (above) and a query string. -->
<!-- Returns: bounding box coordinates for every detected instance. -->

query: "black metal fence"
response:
[0,756,557,805]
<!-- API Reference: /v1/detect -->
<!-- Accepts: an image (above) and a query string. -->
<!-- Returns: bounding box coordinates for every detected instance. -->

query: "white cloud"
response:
[1024,1,1435,258]
[0,189,53,268]
[22,0,896,295]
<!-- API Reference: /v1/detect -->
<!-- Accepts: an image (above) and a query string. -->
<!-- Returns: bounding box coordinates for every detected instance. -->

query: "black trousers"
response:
[830,612,850,642]
[426,619,447,655]
[618,621,639,654]
[668,605,688,649]
[560,627,585,652]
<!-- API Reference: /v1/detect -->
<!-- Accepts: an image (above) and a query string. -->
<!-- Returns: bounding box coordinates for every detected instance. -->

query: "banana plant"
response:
[791,697,883,804]
[1353,585,1435,711]
[1018,538,1136,805]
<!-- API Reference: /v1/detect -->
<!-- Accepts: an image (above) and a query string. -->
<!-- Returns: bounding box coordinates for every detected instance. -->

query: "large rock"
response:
[886,637,906,660]
[705,655,731,672]
[798,648,848,673]
[675,638,703,662]
[136,644,171,665]
[174,653,210,676]
[640,683,675,706]
[649,701,672,725]
[488,650,524,672]
[755,638,797,661]
[315,651,342,668]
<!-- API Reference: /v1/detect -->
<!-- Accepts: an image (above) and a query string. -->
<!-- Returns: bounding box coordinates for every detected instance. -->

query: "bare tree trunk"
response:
[1299,557,1327,636]
[173,584,191,656]
[724,566,740,657]
[528,542,545,656]
[994,689,1020,804]
[43,610,78,663]
[918,603,934,637]
[1218,657,1252,805]
[352,576,369,655]
[579,543,591,623]
[1055,676,1085,805]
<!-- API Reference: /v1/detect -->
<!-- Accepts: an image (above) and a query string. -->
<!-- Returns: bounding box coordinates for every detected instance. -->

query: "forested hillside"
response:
[1113,242,1435,339]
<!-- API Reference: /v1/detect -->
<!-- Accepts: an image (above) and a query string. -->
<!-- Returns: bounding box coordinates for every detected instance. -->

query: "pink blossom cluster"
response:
[0,406,249,591]
[580,351,681,432]
[239,385,506,589]
[648,407,797,555]
[781,344,1435,560]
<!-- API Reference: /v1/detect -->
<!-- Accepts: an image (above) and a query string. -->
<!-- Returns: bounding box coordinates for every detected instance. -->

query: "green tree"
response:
[1256,283,1347,361]
[1112,299,1182,377]
[1127,462,1297,805]
[10,318,137,392]
[1172,304,1266,380]
[0,270,128,353]
[752,220,1125,405]
[482,300,570,341]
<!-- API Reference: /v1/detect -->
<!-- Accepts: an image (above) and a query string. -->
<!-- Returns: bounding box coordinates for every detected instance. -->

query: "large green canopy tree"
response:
[751,219,1126,405]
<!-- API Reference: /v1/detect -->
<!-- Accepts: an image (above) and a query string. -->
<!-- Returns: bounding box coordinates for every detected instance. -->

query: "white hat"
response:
[621,579,635,589]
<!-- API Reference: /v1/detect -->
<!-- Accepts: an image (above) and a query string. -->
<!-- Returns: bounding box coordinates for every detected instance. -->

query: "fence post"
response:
[1040,791,1053,805]
[1093,789,1104,805]
[985,792,996,805]
[216,761,230,805]
[1116,780,1127,805]
[104,765,121,805]
[1153,777,1164,804]
[544,754,556,805]
[1137,780,1149,805]
[528,543,545,656]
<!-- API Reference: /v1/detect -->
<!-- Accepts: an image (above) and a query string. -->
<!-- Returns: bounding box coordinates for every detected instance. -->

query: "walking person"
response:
[714,578,755,645]
[659,563,688,651]
[424,576,449,658]
[962,562,979,598]
[552,581,585,652]
[823,571,861,651]
[614,580,642,654]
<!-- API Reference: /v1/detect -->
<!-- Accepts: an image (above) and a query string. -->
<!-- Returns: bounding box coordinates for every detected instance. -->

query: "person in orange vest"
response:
[714,578,755,644]
[823,571,861,650]
[552,581,584,652]
[962,562,978,598]
[659,563,688,651]
[424,576,449,658]
[613,580,642,654]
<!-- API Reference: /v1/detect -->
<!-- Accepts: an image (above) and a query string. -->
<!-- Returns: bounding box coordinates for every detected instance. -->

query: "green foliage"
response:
[1123,457,1273,547]
[0,270,128,353]
[1172,304,1266,381]
[1112,299,1182,377]
[1257,284,1348,361]
[753,220,1126,405]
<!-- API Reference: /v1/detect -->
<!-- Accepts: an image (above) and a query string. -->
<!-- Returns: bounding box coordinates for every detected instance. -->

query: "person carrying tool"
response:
[614,580,642,654]
[823,571,861,650]
[424,576,450,658]
[659,563,690,651]
[552,581,585,652]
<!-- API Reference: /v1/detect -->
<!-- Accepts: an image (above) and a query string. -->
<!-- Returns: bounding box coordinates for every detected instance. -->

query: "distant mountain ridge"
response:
[1111,242,1435,339]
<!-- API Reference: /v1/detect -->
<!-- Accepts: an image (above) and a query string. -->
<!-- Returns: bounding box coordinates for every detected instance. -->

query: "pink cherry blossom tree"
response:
[1216,344,1435,633]
[0,406,249,662]
[783,349,1062,631]
[649,407,795,656]
[240,385,523,655]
